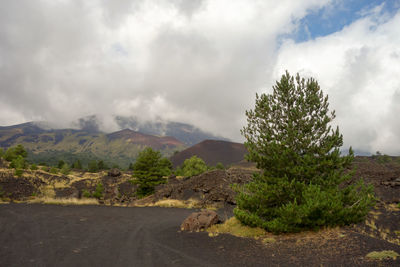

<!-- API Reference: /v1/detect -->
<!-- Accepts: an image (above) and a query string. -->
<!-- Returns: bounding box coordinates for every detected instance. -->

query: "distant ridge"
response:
[170,140,247,168]
[106,129,184,150]
[0,122,186,168]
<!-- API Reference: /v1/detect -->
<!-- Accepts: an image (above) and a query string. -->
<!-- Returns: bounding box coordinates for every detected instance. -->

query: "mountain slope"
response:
[0,123,186,167]
[114,116,228,146]
[170,140,248,168]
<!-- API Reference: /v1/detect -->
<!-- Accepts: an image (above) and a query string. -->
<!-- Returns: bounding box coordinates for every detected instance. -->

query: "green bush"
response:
[88,160,99,173]
[92,183,104,199]
[235,71,375,233]
[82,189,91,198]
[57,160,65,169]
[72,159,83,169]
[60,164,70,175]
[30,164,38,170]
[215,162,225,170]
[14,168,23,177]
[132,147,170,197]
[49,167,58,174]
[4,144,27,162]
[176,156,208,177]
[10,155,27,170]
[41,166,49,172]
[97,160,108,170]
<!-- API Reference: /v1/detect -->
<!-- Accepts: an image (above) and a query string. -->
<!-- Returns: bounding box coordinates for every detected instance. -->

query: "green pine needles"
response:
[132,147,172,197]
[234,71,375,233]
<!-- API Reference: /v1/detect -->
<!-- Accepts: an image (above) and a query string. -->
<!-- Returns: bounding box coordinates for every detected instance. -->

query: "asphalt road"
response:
[0,204,269,267]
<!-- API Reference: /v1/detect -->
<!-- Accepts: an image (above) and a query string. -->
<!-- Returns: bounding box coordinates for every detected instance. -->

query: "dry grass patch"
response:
[28,197,99,205]
[132,197,218,210]
[208,218,347,249]
[207,217,269,239]
[366,250,399,260]
[151,199,199,209]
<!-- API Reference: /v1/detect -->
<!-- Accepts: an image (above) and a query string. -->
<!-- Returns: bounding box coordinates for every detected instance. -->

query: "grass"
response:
[151,199,198,208]
[27,197,99,205]
[366,250,399,260]
[207,217,268,239]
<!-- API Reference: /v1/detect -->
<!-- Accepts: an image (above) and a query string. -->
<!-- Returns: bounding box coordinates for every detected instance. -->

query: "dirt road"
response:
[0,204,271,267]
[1,204,398,266]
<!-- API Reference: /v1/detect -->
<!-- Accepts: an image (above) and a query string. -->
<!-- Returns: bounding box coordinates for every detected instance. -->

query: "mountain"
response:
[170,140,248,168]
[106,129,183,150]
[114,116,229,146]
[0,122,185,168]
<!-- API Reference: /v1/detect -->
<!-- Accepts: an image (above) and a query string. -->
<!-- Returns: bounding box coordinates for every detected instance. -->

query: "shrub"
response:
[30,164,38,170]
[14,168,23,177]
[41,166,49,172]
[88,160,99,173]
[176,156,208,177]
[82,189,91,198]
[49,167,58,174]
[72,159,82,170]
[57,160,65,169]
[10,155,27,170]
[97,160,108,170]
[234,71,375,233]
[60,164,70,175]
[92,183,104,199]
[215,162,225,170]
[4,144,27,162]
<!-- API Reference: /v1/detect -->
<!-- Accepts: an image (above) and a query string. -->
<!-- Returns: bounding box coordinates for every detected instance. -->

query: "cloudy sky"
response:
[1,0,400,154]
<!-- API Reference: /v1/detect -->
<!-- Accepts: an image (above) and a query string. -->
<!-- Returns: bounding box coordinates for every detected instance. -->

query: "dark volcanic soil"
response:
[1,204,399,267]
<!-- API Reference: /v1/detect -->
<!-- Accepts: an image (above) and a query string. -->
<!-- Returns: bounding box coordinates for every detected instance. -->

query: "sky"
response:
[0,0,400,155]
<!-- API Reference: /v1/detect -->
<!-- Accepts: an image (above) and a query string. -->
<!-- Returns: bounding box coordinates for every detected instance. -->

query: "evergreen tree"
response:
[132,147,168,197]
[60,163,71,175]
[234,71,375,233]
[57,160,65,169]
[159,157,173,177]
[88,160,99,173]
[97,160,108,170]
[72,159,82,170]
[4,144,27,162]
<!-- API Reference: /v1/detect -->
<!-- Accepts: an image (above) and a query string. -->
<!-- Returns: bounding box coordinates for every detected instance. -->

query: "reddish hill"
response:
[107,129,185,150]
[170,140,247,168]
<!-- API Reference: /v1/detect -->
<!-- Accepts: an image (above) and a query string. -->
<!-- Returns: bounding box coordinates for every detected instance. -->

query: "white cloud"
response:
[274,9,400,154]
[2,0,400,154]
[0,0,333,138]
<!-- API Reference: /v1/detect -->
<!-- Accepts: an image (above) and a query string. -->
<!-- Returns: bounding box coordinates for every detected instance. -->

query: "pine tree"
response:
[234,71,375,233]
[132,147,168,197]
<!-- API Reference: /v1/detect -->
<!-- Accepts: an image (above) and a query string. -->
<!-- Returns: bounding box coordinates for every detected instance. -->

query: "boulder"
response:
[180,210,219,232]
[108,168,121,177]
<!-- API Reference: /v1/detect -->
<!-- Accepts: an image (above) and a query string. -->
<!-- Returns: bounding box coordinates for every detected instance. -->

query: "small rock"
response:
[108,169,121,177]
[180,210,219,232]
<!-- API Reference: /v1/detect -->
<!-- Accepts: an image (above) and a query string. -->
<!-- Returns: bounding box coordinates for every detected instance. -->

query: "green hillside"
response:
[0,123,186,168]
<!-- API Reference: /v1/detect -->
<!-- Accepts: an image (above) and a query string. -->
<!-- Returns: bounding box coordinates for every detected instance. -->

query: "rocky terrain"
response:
[0,156,399,265]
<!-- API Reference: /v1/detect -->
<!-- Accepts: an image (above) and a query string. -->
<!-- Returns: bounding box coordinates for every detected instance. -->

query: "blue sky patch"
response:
[293,0,400,42]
